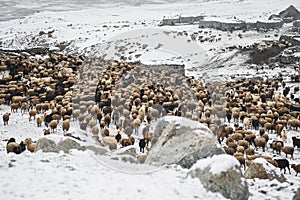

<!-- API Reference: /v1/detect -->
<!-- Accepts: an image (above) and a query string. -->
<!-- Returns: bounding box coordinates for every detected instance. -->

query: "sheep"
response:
[115,128,122,143]
[91,126,99,136]
[43,129,50,135]
[2,113,10,126]
[24,138,36,153]
[223,146,234,155]
[104,114,111,127]
[10,102,20,113]
[133,118,141,135]
[291,164,300,176]
[270,140,283,154]
[139,138,146,153]
[88,119,97,129]
[101,128,110,137]
[274,159,291,174]
[29,110,37,121]
[120,137,135,147]
[253,137,266,152]
[6,138,26,154]
[237,140,249,149]
[49,120,58,133]
[62,119,70,132]
[245,148,255,155]
[236,146,245,154]
[234,155,246,169]
[72,109,80,121]
[37,116,43,127]
[280,127,287,141]
[292,136,300,148]
[282,146,294,159]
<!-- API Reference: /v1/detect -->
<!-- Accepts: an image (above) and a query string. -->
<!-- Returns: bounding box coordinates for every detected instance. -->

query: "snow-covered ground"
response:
[1,0,300,200]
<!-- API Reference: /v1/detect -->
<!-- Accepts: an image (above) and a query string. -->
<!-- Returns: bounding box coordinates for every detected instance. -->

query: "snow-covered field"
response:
[1,0,300,200]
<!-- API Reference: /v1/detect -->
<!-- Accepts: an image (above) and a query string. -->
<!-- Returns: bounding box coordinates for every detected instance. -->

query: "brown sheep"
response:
[223,146,234,155]
[43,129,51,135]
[234,155,246,169]
[120,136,135,147]
[2,113,10,126]
[62,119,70,132]
[24,138,36,153]
[6,138,26,154]
[236,146,245,154]
[253,137,266,152]
[10,103,20,113]
[245,148,255,155]
[49,120,58,133]
[237,140,249,149]
[291,164,300,176]
[270,140,283,154]
[104,114,111,127]
[29,110,37,121]
[282,146,294,159]
[37,116,43,127]
[101,128,110,137]
[91,126,99,136]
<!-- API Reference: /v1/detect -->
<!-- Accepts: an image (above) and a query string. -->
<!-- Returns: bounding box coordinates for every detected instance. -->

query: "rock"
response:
[145,116,224,168]
[293,188,300,200]
[57,138,86,153]
[101,137,117,150]
[244,158,286,183]
[116,146,137,157]
[85,146,108,155]
[111,155,137,164]
[137,154,148,164]
[189,154,250,200]
[35,138,59,153]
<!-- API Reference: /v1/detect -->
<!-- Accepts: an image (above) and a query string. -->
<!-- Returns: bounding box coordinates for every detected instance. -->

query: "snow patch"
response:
[190,154,240,175]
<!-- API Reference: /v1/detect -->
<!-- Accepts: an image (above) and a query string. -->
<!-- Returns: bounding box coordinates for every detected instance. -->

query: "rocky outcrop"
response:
[244,158,286,183]
[293,188,300,200]
[57,138,86,153]
[189,154,250,200]
[35,137,86,153]
[145,116,224,168]
[35,138,59,153]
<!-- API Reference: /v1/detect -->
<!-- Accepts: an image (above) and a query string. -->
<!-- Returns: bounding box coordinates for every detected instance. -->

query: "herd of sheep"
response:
[1,50,300,177]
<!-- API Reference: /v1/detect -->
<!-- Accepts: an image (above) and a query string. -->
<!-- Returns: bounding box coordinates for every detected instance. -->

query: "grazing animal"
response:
[62,119,70,132]
[24,138,36,153]
[291,164,300,176]
[49,120,58,133]
[292,136,300,148]
[29,110,37,121]
[274,159,291,174]
[139,138,146,153]
[6,138,26,154]
[37,116,43,127]
[280,127,287,141]
[282,146,294,159]
[3,113,10,126]
[270,141,283,154]
[115,128,122,143]
[43,129,50,135]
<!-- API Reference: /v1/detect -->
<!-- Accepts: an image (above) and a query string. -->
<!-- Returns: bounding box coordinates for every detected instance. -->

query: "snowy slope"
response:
[1,1,300,200]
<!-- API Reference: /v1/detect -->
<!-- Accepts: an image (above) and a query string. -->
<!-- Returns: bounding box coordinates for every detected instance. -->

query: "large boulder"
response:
[189,154,250,200]
[57,138,86,153]
[35,137,87,153]
[145,116,224,168]
[293,188,300,200]
[244,158,286,182]
[35,138,59,153]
